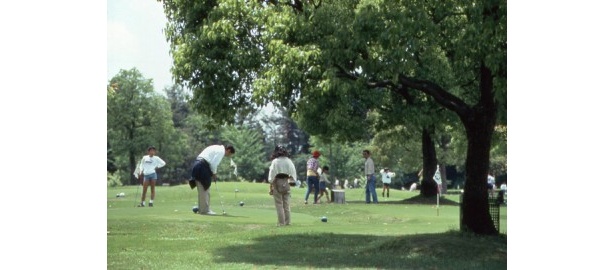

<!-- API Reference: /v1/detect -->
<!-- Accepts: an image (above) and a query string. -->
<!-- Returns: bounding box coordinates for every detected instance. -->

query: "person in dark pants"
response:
[190,145,235,215]
[363,150,378,204]
[267,145,297,226]
[304,151,321,204]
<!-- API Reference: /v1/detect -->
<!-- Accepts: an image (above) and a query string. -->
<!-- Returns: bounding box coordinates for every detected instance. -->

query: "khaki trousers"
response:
[272,189,290,226]
[196,181,211,214]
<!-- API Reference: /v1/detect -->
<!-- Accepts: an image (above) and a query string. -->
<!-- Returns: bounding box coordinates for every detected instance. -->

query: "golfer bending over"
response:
[190,144,235,215]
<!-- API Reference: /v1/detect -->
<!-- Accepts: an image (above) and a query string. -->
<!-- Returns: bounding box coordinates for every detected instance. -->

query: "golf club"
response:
[230,158,239,199]
[214,180,227,215]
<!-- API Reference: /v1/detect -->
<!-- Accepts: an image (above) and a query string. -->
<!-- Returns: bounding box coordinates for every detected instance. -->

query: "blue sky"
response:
[107,0,173,93]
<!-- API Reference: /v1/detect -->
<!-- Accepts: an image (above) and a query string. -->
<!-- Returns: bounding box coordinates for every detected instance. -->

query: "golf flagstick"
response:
[433,165,442,216]
[134,183,140,207]
[437,185,440,216]
[133,165,142,207]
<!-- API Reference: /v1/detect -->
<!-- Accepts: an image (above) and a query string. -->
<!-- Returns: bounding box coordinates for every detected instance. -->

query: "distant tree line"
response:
[108,69,505,189]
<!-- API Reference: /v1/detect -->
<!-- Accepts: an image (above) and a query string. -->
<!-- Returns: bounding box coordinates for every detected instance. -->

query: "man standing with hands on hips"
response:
[190,144,236,215]
[363,150,378,204]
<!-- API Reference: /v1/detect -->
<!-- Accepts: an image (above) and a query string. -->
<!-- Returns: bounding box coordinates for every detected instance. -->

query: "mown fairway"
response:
[108,182,506,269]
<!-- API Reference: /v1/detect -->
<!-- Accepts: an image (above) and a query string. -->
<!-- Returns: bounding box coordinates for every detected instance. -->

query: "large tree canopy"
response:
[162,0,506,235]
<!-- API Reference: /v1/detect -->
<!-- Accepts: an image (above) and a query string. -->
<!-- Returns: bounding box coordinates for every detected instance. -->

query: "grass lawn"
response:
[108,182,506,270]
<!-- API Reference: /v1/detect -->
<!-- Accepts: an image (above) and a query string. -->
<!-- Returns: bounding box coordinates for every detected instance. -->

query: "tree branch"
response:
[402,144,413,153]
[263,0,320,13]
[434,12,465,24]
[334,63,358,81]
[334,64,416,105]
[312,0,322,9]
[334,63,396,88]
[334,64,471,116]
[398,74,470,118]
[290,0,303,12]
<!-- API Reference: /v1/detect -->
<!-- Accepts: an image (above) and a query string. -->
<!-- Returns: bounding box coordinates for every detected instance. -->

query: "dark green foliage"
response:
[107,68,176,184]
[161,0,506,234]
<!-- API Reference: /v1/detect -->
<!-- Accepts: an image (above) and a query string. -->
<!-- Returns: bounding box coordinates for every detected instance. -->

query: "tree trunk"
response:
[461,116,497,234]
[419,126,438,197]
[389,62,501,236]
[157,141,164,184]
[437,135,450,194]
[128,128,138,185]
[129,152,137,185]
[329,144,333,179]
[107,140,117,173]
[460,64,498,235]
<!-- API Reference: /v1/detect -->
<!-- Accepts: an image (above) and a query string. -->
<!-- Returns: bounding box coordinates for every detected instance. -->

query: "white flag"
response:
[433,165,442,185]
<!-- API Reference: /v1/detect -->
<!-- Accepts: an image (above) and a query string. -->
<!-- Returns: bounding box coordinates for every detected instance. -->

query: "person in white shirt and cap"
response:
[190,144,235,215]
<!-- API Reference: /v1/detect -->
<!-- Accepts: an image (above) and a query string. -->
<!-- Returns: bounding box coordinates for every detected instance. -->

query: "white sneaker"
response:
[206,210,216,215]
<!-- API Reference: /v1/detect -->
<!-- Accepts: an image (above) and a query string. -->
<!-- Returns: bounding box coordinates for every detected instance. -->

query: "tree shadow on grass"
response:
[213,231,506,270]
[345,195,460,206]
